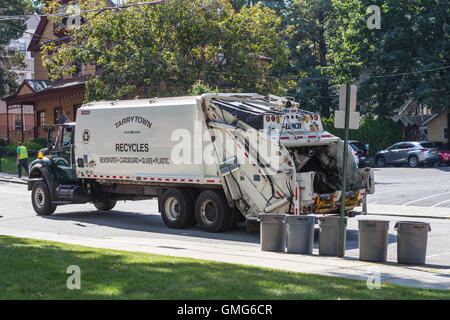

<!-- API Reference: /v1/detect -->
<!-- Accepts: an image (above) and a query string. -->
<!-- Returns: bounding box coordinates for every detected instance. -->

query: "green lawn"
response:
[0,156,28,176]
[0,236,448,300]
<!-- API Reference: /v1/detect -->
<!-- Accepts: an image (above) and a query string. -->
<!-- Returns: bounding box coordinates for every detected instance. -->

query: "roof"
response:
[422,109,448,126]
[24,79,53,93]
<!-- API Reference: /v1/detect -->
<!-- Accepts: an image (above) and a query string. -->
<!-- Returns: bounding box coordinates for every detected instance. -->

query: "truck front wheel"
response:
[32,180,57,216]
[94,200,117,211]
[160,188,195,229]
[195,190,231,233]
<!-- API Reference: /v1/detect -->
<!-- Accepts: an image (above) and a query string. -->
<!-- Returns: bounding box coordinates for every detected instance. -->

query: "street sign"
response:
[335,84,360,129]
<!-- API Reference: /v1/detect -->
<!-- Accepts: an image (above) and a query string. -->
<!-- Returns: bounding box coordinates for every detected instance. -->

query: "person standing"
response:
[17,142,29,178]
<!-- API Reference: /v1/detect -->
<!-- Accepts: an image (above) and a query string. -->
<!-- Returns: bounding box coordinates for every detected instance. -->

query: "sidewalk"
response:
[0,172,28,185]
[0,226,448,290]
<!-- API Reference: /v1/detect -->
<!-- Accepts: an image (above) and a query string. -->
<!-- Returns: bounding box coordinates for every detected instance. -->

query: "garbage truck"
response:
[28,93,374,232]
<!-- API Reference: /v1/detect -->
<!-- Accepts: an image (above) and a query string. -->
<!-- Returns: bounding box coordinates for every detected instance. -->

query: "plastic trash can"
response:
[358,220,390,262]
[286,215,315,254]
[395,221,431,265]
[258,213,287,252]
[318,216,347,256]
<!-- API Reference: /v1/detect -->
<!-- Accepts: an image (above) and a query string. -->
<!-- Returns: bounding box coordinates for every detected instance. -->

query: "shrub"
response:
[189,81,219,96]
[33,137,48,149]
[322,115,404,156]
[0,138,6,147]
[4,142,43,158]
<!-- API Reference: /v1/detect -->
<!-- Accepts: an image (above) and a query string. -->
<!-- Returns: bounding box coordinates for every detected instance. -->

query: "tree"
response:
[285,0,337,117]
[0,0,34,97]
[41,0,290,101]
[328,0,450,116]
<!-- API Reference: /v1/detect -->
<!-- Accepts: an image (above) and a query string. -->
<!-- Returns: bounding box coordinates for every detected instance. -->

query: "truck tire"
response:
[160,188,195,229]
[94,200,117,211]
[32,180,57,216]
[195,190,231,233]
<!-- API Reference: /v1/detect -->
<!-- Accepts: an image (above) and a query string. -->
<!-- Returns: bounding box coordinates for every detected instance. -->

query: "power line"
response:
[0,0,174,21]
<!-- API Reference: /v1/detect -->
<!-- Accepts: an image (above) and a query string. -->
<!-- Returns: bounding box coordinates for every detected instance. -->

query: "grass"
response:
[0,236,448,300]
[0,156,28,176]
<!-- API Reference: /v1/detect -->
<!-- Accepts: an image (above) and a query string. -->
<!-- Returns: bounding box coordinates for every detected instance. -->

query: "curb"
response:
[367,212,450,220]
[0,177,27,185]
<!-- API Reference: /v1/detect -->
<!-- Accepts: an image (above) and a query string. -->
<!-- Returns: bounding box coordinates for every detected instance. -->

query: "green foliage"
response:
[0,0,34,97]
[4,142,42,157]
[33,137,48,149]
[0,138,6,147]
[285,0,338,117]
[188,80,220,95]
[322,114,404,155]
[42,0,290,101]
[328,0,450,116]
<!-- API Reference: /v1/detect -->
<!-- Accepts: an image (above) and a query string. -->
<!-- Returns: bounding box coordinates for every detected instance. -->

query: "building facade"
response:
[4,3,94,143]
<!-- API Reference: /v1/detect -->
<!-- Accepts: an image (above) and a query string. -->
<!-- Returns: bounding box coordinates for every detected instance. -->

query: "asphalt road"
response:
[368,166,450,208]
[0,167,449,272]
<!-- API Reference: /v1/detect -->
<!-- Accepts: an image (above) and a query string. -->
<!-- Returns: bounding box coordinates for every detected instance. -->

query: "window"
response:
[37,111,46,127]
[54,107,63,124]
[420,142,434,148]
[444,128,448,140]
[14,114,23,130]
[18,41,26,52]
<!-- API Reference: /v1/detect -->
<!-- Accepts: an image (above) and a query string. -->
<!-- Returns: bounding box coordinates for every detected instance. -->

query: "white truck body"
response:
[72,93,374,221]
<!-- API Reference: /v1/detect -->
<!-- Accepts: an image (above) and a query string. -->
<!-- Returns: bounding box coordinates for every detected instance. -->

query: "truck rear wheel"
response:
[160,188,195,229]
[32,180,57,216]
[94,199,117,211]
[195,190,231,233]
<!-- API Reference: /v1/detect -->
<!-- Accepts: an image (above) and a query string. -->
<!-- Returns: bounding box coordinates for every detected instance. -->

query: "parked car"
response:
[375,141,440,168]
[438,149,450,166]
[349,140,369,167]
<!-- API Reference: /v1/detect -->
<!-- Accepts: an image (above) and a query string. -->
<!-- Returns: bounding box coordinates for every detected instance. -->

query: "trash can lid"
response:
[318,215,347,226]
[258,213,286,223]
[394,221,431,233]
[285,215,316,224]
[358,219,389,230]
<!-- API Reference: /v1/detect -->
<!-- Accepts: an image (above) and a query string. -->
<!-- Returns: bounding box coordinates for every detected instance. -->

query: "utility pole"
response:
[335,84,359,258]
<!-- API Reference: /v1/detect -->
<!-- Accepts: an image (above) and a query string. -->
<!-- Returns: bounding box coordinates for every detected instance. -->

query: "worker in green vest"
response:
[17,142,29,178]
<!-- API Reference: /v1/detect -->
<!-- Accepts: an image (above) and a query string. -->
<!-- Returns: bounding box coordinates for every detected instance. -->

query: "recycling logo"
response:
[82,129,90,144]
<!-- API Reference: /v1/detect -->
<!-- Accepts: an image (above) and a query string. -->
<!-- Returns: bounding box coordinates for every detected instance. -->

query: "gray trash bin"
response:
[358,220,389,262]
[395,221,431,265]
[286,215,315,254]
[259,213,287,252]
[318,216,347,256]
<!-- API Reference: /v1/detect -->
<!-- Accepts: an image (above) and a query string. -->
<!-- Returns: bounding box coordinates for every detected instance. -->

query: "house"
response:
[0,14,40,142]
[3,1,98,143]
[422,109,449,150]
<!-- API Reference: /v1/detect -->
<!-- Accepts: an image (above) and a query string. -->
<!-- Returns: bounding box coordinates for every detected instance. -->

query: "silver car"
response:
[375,141,440,168]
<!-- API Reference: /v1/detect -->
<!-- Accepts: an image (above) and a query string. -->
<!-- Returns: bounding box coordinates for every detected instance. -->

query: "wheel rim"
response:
[165,197,180,221]
[200,200,217,224]
[409,157,417,167]
[34,187,45,209]
[377,158,384,166]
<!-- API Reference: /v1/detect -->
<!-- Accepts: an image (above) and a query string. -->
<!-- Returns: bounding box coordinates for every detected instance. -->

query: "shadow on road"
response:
[41,210,260,244]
